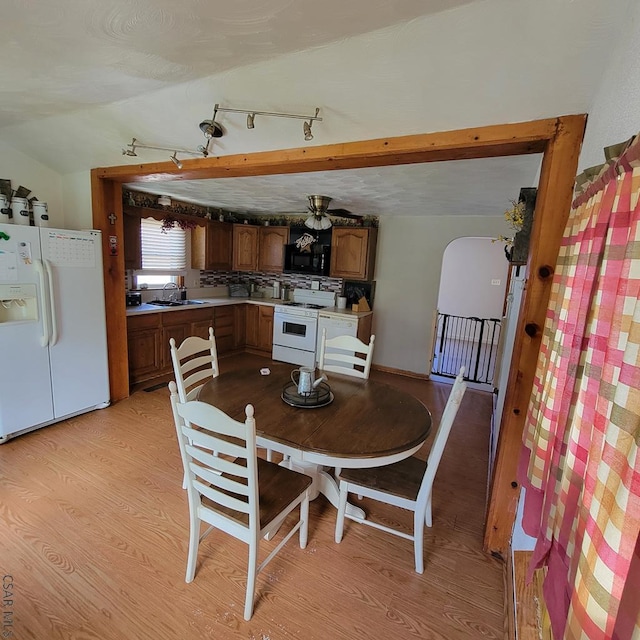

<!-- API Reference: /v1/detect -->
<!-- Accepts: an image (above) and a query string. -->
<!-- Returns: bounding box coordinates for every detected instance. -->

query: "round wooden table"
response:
[198,363,432,517]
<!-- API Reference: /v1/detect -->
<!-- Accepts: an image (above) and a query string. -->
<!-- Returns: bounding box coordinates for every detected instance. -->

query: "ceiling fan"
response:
[304,195,362,230]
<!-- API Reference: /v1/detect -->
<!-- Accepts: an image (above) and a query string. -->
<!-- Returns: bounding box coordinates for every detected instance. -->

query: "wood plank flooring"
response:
[0,354,505,639]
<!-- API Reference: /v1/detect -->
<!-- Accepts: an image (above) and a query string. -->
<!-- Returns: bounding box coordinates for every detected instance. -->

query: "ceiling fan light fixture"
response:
[319,215,332,229]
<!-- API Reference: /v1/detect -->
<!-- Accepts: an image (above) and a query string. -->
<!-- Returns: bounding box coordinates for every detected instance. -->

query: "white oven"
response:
[272,288,336,367]
[273,307,318,367]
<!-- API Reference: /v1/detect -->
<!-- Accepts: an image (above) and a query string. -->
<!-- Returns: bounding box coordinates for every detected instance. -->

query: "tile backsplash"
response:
[200,270,343,293]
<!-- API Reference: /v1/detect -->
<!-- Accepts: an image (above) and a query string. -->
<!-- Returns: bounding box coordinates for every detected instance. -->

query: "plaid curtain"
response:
[518,135,640,640]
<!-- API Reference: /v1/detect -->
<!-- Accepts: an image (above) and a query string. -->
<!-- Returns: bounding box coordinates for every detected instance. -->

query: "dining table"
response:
[197,362,432,518]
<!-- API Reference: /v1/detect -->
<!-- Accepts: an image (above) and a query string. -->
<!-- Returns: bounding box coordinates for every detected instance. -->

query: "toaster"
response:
[126,292,142,307]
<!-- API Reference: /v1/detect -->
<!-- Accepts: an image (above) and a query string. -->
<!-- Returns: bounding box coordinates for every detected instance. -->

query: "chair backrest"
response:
[318,328,375,379]
[417,366,467,504]
[169,381,258,541]
[170,327,219,402]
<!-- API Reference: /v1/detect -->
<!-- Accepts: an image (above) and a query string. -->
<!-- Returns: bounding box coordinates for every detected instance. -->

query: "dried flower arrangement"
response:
[160,216,198,233]
[495,199,526,247]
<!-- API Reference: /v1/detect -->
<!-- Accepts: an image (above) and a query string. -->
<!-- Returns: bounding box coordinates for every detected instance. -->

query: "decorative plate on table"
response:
[281,381,334,408]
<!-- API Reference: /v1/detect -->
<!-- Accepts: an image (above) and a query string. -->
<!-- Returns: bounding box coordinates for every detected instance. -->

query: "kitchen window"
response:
[134,217,186,288]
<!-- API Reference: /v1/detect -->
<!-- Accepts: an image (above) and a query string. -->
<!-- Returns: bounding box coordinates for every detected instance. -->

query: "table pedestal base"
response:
[286,458,366,520]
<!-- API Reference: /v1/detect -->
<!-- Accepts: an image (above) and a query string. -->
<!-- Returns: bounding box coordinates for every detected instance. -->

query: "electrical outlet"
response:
[491,279,501,286]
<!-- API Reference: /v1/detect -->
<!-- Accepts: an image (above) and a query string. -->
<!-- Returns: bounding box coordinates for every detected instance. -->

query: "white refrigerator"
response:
[0,223,110,442]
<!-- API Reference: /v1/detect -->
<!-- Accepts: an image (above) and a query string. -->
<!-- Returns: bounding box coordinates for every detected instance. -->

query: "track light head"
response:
[122,148,137,157]
[247,113,255,129]
[170,153,183,170]
[199,120,224,139]
[303,120,313,141]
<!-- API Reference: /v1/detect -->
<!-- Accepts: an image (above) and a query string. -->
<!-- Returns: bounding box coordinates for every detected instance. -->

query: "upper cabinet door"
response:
[123,213,142,270]
[258,226,289,272]
[330,227,378,280]
[192,222,232,271]
[232,224,259,271]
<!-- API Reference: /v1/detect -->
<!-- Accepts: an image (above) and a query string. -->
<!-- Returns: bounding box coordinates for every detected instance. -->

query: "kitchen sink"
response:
[148,299,206,307]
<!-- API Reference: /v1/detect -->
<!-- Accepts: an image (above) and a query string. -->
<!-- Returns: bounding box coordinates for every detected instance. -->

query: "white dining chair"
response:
[334,366,467,573]
[169,327,219,401]
[169,381,312,620]
[318,328,376,379]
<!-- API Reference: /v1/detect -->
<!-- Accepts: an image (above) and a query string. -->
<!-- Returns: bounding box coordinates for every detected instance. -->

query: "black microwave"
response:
[284,242,331,276]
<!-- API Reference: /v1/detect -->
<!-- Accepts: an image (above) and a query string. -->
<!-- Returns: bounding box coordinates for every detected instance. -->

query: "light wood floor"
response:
[0,354,505,639]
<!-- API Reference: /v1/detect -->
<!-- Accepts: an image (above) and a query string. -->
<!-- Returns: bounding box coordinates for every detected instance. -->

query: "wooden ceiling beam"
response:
[95,118,555,183]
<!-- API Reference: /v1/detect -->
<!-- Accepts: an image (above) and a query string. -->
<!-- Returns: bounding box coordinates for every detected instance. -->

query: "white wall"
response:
[438,237,508,318]
[373,215,508,375]
[62,171,93,230]
[0,140,64,228]
[579,1,640,170]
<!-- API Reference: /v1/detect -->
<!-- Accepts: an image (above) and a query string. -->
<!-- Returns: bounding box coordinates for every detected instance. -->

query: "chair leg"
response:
[185,515,200,583]
[425,493,432,528]
[335,481,349,543]
[413,511,425,574]
[244,542,259,621]
[299,493,310,549]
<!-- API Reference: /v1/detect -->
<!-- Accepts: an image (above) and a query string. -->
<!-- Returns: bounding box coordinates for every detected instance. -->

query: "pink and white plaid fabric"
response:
[518,135,640,640]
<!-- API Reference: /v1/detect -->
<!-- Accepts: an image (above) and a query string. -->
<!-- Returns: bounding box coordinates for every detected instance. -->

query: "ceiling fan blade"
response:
[328,208,362,219]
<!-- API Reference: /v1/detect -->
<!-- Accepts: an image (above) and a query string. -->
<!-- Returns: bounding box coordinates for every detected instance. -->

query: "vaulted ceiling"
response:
[0,0,631,217]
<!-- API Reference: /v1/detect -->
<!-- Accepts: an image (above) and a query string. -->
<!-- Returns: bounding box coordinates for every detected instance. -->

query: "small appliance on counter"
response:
[126,292,142,307]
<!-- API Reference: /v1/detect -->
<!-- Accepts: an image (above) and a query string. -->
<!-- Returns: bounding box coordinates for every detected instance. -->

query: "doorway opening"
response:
[431,237,508,386]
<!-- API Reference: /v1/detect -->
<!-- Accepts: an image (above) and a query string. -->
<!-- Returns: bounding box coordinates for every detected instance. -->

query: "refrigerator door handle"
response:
[33,259,51,347]
[43,259,59,346]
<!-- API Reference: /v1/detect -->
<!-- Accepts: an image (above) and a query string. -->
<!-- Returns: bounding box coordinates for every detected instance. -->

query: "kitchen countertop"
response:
[126,296,373,318]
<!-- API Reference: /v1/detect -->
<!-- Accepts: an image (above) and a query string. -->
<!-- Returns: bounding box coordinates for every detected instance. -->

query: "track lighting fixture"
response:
[121,104,321,166]
[120,138,206,169]
[205,104,321,141]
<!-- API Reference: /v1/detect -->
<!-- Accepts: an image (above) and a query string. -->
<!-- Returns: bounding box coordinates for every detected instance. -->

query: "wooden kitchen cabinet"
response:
[127,313,161,384]
[127,307,215,385]
[123,212,142,270]
[191,221,233,271]
[245,304,273,355]
[258,226,289,272]
[330,227,378,281]
[213,305,235,354]
[233,304,246,349]
[232,224,259,271]
[257,305,274,352]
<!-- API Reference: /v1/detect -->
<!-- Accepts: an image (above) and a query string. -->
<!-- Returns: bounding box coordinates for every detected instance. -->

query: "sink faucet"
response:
[162,282,179,302]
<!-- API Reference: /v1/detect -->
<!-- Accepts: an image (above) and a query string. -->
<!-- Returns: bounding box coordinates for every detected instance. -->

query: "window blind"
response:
[140,217,186,270]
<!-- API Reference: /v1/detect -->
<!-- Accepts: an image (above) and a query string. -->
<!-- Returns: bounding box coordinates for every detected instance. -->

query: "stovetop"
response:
[281,302,326,309]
